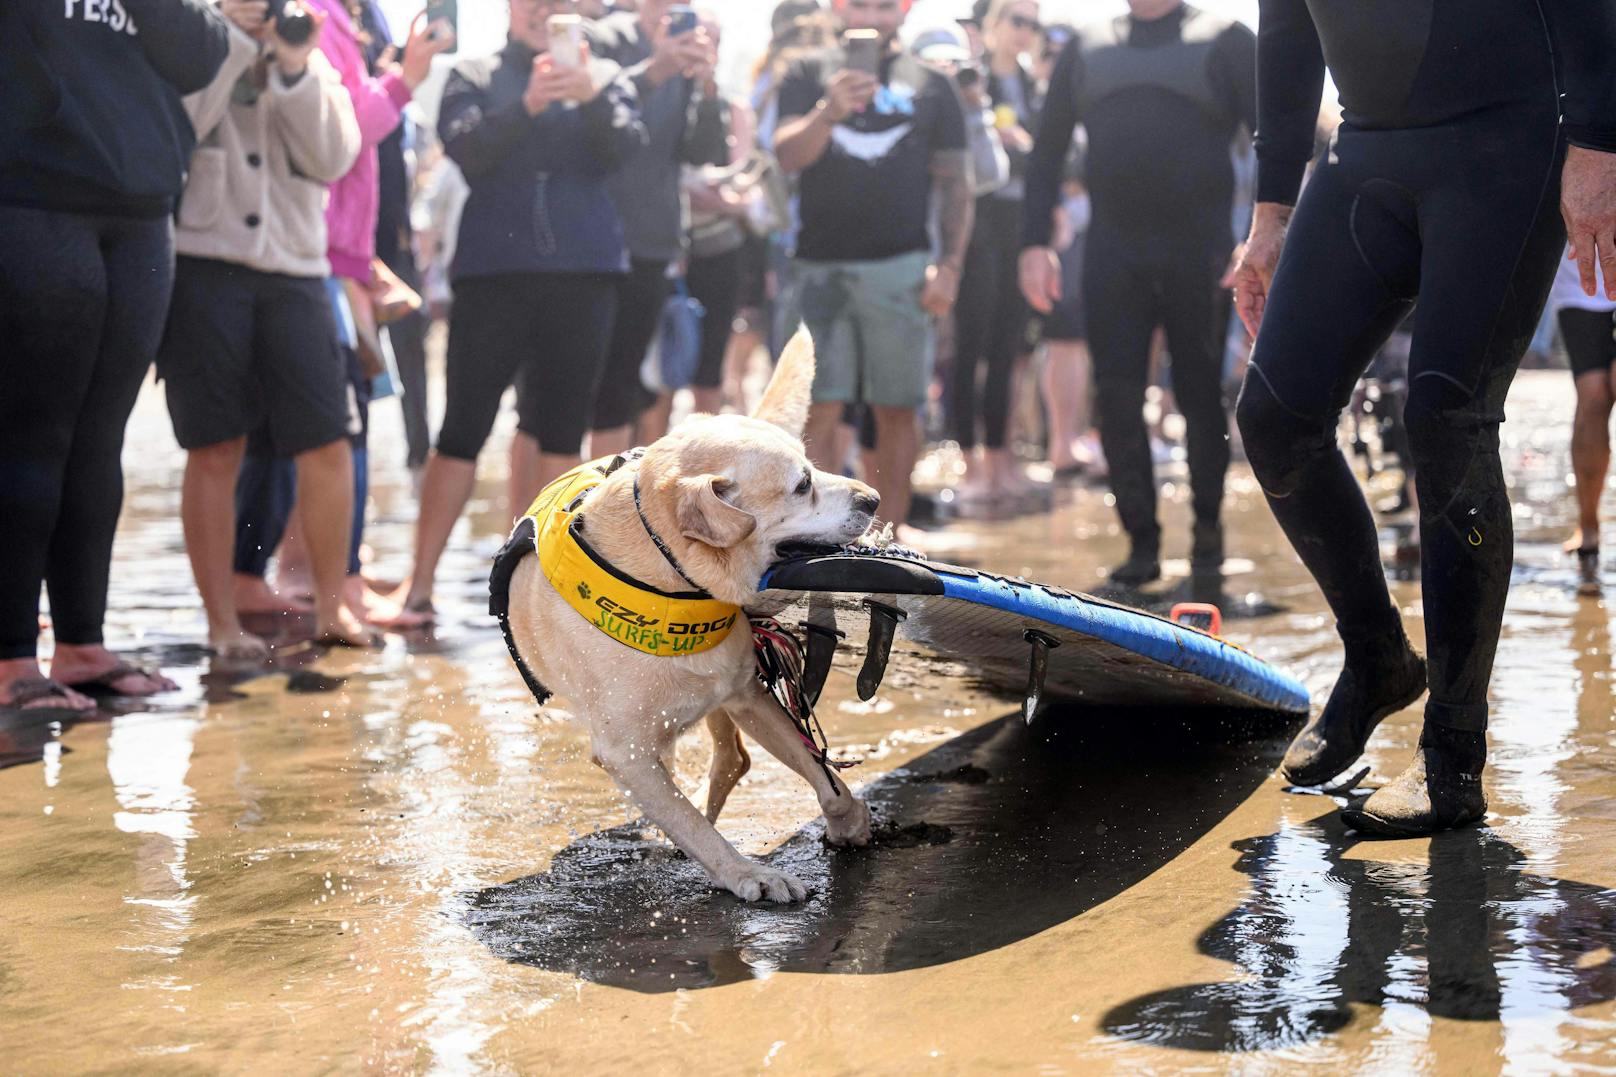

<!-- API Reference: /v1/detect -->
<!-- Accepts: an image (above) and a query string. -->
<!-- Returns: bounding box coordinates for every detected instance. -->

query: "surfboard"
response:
[756,549,1310,719]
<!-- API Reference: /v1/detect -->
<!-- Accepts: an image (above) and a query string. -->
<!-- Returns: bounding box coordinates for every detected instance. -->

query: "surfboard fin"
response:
[1022,629,1062,724]
[801,596,843,707]
[858,599,907,701]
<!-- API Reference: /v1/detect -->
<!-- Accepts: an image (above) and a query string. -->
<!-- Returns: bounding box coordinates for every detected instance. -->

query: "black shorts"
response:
[1560,307,1616,379]
[1041,233,1087,342]
[591,257,671,430]
[157,257,349,454]
[441,272,618,459]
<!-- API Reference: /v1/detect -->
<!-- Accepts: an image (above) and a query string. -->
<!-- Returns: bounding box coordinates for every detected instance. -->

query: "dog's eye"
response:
[794,473,812,496]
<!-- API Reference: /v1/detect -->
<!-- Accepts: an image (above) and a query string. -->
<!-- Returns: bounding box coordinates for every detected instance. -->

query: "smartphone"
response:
[954,64,981,90]
[843,29,881,76]
[665,4,698,37]
[425,0,457,53]
[547,13,584,68]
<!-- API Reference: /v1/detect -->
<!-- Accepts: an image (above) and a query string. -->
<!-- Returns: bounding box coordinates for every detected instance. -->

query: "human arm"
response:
[683,91,731,168]
[772,60,878,174]
[1210,21,1259,137]
[1018,38,1080,313]
[436,61,532,179]
[1547,0,1616,298]
[124,0,231,95]
[270,31,362,184]
[181,1,262,142]
[576,64,650,174]
[922,147,975,316]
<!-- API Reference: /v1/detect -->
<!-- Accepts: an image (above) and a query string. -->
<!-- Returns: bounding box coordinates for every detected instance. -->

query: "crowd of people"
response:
[3,0,1615,836]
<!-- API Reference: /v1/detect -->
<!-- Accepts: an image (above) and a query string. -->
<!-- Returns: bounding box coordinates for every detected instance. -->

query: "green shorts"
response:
[794,250,934,409]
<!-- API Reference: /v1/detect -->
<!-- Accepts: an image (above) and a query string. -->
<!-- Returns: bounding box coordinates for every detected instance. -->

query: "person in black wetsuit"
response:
[1019,0,1255,591]
[1225,0,1616,836]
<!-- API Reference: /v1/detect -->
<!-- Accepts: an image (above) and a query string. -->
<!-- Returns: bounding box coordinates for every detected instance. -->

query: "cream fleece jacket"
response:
[174,21,360,277]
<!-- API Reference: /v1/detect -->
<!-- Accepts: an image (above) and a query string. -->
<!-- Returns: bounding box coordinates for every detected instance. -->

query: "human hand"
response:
[1561,145,1616,301]
[1223,202,1292,337]
[523,43,600,115]
[821,68,878,122]
[220,0,268,35]
[920,263,959,316]
[269,4,324,78]
[999,123,1034,155]
[1018,245,1061,314]
[398,11,455,91]
[648,18,714,85]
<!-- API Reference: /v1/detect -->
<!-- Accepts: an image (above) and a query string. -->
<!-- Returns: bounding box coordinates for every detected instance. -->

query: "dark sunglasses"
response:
[1005,13,1040,32]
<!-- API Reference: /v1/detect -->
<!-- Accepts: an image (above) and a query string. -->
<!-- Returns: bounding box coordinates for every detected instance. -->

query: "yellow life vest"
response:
[520,455,741,658]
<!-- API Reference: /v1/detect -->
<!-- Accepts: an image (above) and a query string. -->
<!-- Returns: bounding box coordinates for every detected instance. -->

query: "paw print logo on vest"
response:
[578,582,592,601]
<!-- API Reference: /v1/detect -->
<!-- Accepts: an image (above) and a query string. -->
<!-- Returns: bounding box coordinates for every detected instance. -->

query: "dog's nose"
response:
[853,491,881,515]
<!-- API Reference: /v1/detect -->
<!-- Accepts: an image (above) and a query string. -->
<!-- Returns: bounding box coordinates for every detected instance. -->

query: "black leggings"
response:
[1236,105,1566,733]
[1083,221,1233,546]
[1560,307,1616,379]
[686,246,742,391]
[590,257,670,431]
[952,196,1030,450]
[440,272,618,459]
[0,206,174,659]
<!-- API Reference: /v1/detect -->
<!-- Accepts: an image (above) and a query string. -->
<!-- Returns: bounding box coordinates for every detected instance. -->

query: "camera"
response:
[267,0,314,46]
[954,63,982,90]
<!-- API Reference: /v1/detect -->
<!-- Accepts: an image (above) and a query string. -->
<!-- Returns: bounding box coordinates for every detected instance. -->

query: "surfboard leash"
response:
[750,617,859,792]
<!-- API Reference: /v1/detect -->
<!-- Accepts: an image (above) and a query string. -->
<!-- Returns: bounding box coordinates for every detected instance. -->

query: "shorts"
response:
[157,257,349,455]
[1560,307,1616,379]
[591,257,671,430]
[1041,232,1087,342]
[442,272,619,459]
[795,250,934,409]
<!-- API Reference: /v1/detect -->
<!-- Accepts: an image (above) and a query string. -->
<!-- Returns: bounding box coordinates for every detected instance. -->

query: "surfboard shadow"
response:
[1099,822,1616,1051]
[463,706,1297,992]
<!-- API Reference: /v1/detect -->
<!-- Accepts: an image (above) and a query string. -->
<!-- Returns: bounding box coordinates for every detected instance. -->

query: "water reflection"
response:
[464,706,1296,992]
[1100,823,1616,1052]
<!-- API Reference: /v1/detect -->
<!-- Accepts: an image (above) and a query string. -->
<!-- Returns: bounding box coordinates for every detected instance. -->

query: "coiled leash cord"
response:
[750,617,858,792]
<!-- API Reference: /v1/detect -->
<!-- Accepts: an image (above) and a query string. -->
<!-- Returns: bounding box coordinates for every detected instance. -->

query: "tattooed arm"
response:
[922,147,975,316]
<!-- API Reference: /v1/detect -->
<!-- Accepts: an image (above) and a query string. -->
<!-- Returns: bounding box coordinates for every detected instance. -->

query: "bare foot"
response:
[50,645,179,697]
[366,587,437,629]
[209,625,271,660]
[1564,529,1596,554]
[233,573,313,614]
[316,606,381,648]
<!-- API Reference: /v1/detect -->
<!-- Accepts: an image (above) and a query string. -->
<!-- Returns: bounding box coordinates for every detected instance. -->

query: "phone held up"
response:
[425,0,457,53]
[842,29,881,77]
[665,4,698,38]
[547,13,584,68]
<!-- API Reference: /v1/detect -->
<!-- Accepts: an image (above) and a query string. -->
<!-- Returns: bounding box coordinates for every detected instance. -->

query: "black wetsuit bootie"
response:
[1281,623,1427,787]
[1190,519,1223,572]
[1343,724,1488,837]
[1110,550,1161,588]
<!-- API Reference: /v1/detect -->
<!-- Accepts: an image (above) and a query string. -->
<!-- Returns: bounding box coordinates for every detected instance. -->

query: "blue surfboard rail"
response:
[759,551,1311,716]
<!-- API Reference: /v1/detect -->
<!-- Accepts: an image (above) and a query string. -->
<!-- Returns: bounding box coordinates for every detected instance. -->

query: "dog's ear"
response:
[751,328,815,438]
[677,475,757,549]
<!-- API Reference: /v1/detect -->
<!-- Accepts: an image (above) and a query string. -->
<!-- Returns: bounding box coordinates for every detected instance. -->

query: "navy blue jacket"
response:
[0,0,230,217]
[440,40,646,281]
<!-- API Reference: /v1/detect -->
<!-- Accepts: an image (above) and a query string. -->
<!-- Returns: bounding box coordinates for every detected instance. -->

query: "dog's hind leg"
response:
[593,735,807,904]
[724,689,871,848]
[701,708,751,823]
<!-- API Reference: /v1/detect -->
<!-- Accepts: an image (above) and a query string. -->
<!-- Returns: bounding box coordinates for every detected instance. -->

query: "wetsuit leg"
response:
[1159,245,1235,527]
[1236,156,1419,634]
[1083,223,1162,551]
[950,215,1002,450]
[981,223,1029,451]
[1400,116,1565,732]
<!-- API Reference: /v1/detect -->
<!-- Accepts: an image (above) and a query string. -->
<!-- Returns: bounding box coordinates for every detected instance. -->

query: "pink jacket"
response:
[309,0,410,282]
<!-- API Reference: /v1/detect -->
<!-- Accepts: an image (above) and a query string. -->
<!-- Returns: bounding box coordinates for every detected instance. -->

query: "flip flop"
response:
[2,677,95,713]
[61,662,171,698]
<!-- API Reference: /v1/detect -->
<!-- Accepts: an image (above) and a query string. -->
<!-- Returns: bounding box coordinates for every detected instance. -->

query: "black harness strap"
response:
[489,515,552,705]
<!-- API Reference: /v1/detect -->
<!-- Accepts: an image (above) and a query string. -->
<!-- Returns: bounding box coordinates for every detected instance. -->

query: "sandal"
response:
[2,677,95,713]
[61,662,171,698]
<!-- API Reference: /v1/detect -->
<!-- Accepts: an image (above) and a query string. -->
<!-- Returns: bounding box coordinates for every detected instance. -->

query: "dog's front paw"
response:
[721,861,808,904]
[824,795,872,847]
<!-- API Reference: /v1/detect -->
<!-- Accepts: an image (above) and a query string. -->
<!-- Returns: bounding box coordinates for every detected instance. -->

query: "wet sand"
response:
[3,366,1615,1073]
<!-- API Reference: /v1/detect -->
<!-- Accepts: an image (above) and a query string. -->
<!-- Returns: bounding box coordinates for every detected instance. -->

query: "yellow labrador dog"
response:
[503,333,878,903]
